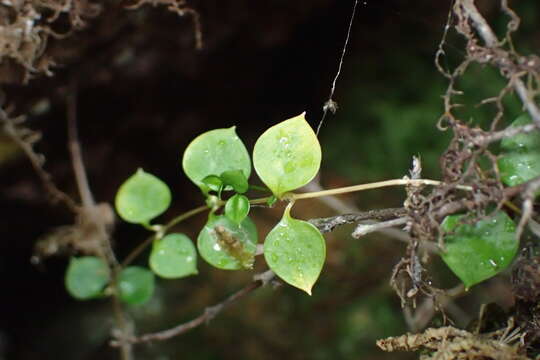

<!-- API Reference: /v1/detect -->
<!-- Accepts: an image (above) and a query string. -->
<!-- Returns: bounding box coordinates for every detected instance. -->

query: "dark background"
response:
[1,1,539,359]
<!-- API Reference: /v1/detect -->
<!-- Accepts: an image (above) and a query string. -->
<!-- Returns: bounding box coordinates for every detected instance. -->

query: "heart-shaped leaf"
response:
[197,215,257,270]
[440,210,518,289]
[264,204,326,295]
[65,256,110,300]
[115,169,171,225]
[253,113,321,198]
[225,194,250,224]
[182,127,251,191]
[498,114,540,187]
[149,233,198,278]
[118,266,155,305]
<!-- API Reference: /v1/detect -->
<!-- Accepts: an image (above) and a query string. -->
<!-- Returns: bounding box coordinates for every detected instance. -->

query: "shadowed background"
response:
[0,1,539,359]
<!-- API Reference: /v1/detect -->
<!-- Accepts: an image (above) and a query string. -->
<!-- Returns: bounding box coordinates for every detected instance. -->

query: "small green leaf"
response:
[264,205,326,295]
[65,256,110,300]
[149,233,198,278]
[182,127,251,191]
[220,170,249,193]
[202,175,223,193]
[498,114,540,188]
[253,112,322,198]
[197,215,257,270]
[225,194,250,224]
[118,266,155,305]
[440,210,518,289]
[115,169,171,224]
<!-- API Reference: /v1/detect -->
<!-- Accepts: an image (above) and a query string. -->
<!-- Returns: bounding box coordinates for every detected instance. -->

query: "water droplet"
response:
[488,259,498,268]
[186,256,193,262]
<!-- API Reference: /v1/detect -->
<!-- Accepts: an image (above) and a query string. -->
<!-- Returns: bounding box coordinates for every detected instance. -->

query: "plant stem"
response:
[290,179,472,200]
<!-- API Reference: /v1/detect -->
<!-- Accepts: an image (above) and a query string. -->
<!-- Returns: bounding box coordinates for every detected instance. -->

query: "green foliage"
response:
[440,211,518,288]
[65,256,110,300]
[264,204,325,295]
[115,168,171,225]
[197,214,258,270]
[224,194,250,224]
[253,113,321,198]
[498,114,540,187]
[149,233,198,279]
[220,170,249,194]
[118,266,155,305]
[182,127,251,192]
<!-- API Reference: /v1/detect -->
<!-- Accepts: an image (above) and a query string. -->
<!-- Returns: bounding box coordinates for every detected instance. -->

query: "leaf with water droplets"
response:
[253,113,321,198]
[264,205,325,295]
[498,114,540,188]
[182,127,251,192]
[118,266,155,305]
[65,256,110,300]
[440,210,518,289]
[149,233,198,278]
[197,215,257,270]
[115,169,172,225]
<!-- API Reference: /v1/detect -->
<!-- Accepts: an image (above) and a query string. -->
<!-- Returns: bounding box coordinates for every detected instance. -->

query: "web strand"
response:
[316,0,360,135]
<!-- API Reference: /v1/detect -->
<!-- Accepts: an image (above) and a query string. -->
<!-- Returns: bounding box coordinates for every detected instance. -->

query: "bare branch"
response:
[1,106,79,212]
[455,0,540,127]
[352,217,409,239]
[308,208,407,233]
[111,270,276,346]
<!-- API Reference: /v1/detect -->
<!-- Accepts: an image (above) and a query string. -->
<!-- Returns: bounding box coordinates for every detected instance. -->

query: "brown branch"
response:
[111,270,275,346]
[67,81,94,208]
[456,0,540,127]
[308,208,407,233]
[1,106,79,212]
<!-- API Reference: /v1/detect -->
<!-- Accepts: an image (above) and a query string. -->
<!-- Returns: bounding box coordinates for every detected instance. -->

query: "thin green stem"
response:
[163,205,209,232]
[290,179,472,200]
[121,205,209,267]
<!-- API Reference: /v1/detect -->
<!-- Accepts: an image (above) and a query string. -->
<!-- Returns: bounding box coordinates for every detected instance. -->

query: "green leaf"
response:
[118,266,155,305]
[253,112,322,198]
[197,214,257,270]
[501,114,540,151]
[440,210,518,289]
[498,114,540,188]
[182,127,251,191]
[65,256,110,300]
[115,169,172,224]
[202,175,223,193]
[225,194,250,224]
[264,204,326,295]
[149,233,198,278]
[220,170,249,193]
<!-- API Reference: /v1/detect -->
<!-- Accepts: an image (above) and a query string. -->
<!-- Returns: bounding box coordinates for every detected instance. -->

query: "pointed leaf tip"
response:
[264,209,325,294]
[253,113,321,198]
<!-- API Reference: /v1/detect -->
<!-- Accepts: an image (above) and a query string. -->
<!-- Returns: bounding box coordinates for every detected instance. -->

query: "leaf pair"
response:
[65,257,155,305]
[182,113,322,199]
